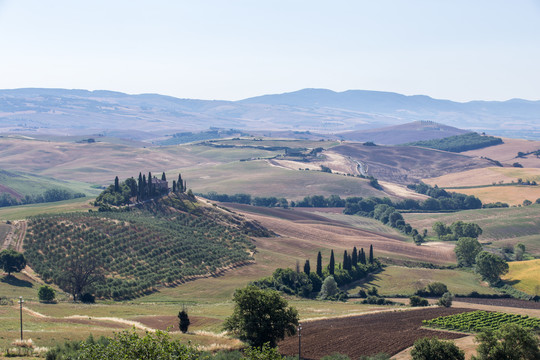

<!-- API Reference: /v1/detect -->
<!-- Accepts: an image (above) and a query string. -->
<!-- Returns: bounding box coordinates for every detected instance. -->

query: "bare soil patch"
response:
[329,144,491,184]
[454,297,540,310]
[278,307,471,359]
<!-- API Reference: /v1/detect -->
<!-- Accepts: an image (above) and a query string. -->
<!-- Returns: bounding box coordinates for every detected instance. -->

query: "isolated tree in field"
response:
[316,251,323,276]
[303,260,310,275]
[224,285,298,348]
[328,250,335,275]
[472,323,540,360]
[114,176,120,192]
[369,244,374,264]
[178,309,190,333]
[0,249,26,276]
[38,284,56,302]
[411,337,464,360]
[58,256,104,301]
[454,237,482,267]
[475,251,509,285]
[318,276,339,300]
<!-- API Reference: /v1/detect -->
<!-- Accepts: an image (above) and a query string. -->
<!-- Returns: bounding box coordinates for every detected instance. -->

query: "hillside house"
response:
[153,177,169,194]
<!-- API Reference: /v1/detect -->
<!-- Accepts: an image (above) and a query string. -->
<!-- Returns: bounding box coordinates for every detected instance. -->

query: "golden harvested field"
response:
[502,259,540,295]
[452,185,540,206]
[423,167,540,188]
[462,138,540,168]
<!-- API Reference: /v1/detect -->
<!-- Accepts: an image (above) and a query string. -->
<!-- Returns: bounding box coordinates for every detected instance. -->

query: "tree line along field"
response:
[22,193,263,300]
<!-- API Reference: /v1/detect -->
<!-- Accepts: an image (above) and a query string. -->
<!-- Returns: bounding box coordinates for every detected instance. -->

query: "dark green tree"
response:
[178,309,190,333]
[432,221,450,239]
[316,251,323,277]
[472,323,540,360]
[303,259,310,275]
[114,176,120,192]
[351,246,358,267]
[369,244,374,264]
[38,285,56,302]
[475,251,509,285]
[148,172,153,197]
[454,237,482,267]
[343,250,350,271]
[172,180,176,193]
[359,248,366,265]
[177,174,183,193]
[328,250,335,275]
[161,172,166,181]
[411,337,464,360]
[0,249,26,276]
[223,285,298,348]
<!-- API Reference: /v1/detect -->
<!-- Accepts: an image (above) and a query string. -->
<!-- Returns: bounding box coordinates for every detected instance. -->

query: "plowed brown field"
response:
[278,307,471,359]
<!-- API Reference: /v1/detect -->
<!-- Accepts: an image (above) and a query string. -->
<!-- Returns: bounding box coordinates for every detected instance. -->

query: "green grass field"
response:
[403,206,540,256]
[0,198,94,221]
[502,259,540,295]
[345,266,498,296]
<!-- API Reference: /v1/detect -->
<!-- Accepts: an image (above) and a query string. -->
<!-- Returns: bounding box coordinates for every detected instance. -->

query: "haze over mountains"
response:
[1,88,539,140]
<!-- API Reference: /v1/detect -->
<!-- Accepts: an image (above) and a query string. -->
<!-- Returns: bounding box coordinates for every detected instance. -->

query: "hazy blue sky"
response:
[1,1,539,101]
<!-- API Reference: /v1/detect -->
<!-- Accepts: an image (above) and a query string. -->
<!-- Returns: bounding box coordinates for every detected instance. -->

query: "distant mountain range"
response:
[1,88,539,139]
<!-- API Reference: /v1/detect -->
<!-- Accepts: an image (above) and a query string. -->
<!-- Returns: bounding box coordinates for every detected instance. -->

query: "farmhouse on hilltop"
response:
[152,177,169,193]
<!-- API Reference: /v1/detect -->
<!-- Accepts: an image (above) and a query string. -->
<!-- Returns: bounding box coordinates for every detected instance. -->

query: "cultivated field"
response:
[329,143,492,184]
[502,259,540,295]
[423,166,540,188]
[462,138,540,168]
[451,185,540,206]
[278,307,472,359]
[404,206,540,256]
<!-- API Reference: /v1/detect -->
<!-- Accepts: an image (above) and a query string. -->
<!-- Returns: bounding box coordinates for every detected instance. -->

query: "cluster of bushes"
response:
[432,221,482,241]
[0,188,85,208]
[406,183,482,210]
[406,132,503,152]
[252,246,380,301]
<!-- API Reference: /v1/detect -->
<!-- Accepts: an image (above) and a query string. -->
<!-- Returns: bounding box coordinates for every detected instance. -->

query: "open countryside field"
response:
[403,206,540,256]
[462,138,540,168]
[182,160,392,200]
[346,266,497,296]
[329,143,492,184]
[0,197,94,221]
[423,166,540,188]
[449,185,540,206]
[502,259,540,295]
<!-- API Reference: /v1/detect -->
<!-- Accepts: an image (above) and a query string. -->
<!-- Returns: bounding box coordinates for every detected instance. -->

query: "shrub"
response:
[38,285,56,303]
[437,292,453,308]
[411,337,464,360]
[80,293,95,304]
[409,295,429,307]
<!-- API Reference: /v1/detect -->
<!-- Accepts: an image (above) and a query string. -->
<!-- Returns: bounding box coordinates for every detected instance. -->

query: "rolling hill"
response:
[2,88,540,138]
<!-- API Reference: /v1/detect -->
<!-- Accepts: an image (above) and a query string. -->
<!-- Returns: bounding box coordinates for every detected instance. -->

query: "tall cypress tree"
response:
[343,250,349,271]
[114,176,120,192]
[172,180,177,193]
[148,172,153,197]
[303,260,310,275]
[177,174,183,193]
[138,173,143,200]
[142,175,147,200]
[369,244,374,264]
[161,172,166,181]
[352,246,358,267]
[316,251,322,277]
[359,248,366,265]
[329,250,335,275]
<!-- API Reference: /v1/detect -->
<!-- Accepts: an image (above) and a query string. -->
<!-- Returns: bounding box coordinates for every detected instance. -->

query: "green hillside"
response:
[23,193,269,300]
[405,132,503,152]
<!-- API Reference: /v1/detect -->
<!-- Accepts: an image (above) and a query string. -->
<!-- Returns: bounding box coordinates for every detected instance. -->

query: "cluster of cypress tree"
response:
[252,245,379,299]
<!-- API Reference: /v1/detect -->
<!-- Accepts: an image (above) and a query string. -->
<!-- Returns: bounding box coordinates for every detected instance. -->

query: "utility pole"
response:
[19,296,24,340]
[298,323,302,360]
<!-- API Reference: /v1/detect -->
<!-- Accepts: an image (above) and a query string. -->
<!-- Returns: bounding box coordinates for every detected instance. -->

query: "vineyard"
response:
[23,194,263,300]
[423,310,540,332]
